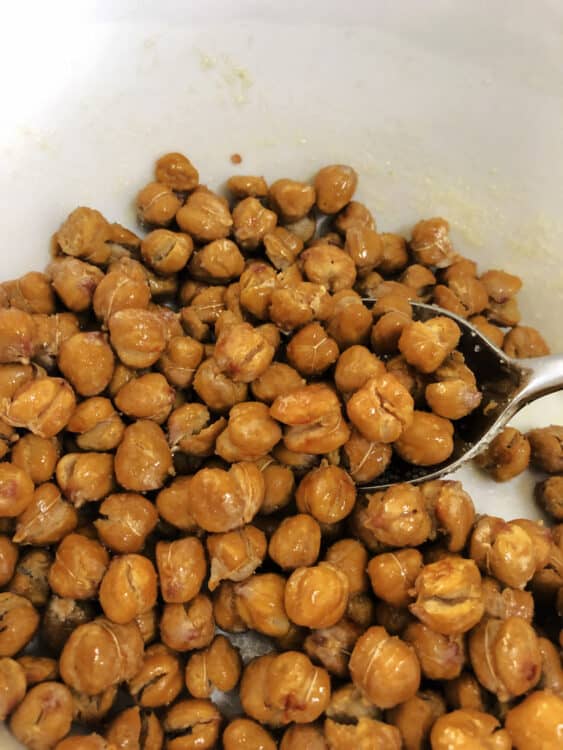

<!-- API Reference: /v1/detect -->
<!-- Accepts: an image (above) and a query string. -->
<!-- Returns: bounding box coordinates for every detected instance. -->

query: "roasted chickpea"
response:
[128,643,182,708]
[365,484,432,548]
[251,362,305,404]
[404,622,465,680]
[193,357,248,412]
[48,533,109,600]
[106,707,163,750]
[212,581,247,633]
[286,322,339,376]
[410,217,455,268]
[57,332,114,397]
[156,537,206,603]
[136,181,181,226]
[301,244,357,292]
[313,164,357,214]
[66,398,123,452]
[269,280,334,331]
[368,548,423,608]
[156,477,197,532]
[227,174,268,198]
[486,296,521,327]
[11,434,58,485]
[109,308,167,368]
[160,594,215,652]
[295,463,355,525]
[214,321,275,384]
[482,577,534,621]
[99,554,157,625]
[334,346,384,396]
[4,376,76,438]
[223,717,276,750]
[410,556,484,635]
[113,372,174,424]
[505,690,563,750]
[140,228,193,276]
[163,699,221,750]
[304,618,362,678]
[2,271,55,315]
[185,634,241,698]
[263,226,304,270]
[0,462,34,518]
[10,681,73,750]
[527,425,563,473]
[115,420,173,491]
[535,476,563,521]
[17,655,58,686]
[346,373,414,444]
[47,257,104,311]
[9,549,51,607]
[476,427,531,481]
[0,309,34,364]
[55,734,115,750]
[157,335,204,389]
[155,151,199,191]
[444,672,487,712]
[0,657,26,720]
[95,494,157,554]
[325,538,368,596]
[480,268,522,302]
[235,572,290,637]
[342,428,392,483]
[280,724,327,750]
[469,314,505,348]
[56,452,114,507]
[285,562,349,629]
[176,187,233,241]
[0,363,35,401]
[349,626,420,709]
[269,178,316,222]
[93,267,151,323]
[503,326,549,358]
[387,690,446,750]
[334,200,375,235]
[253,456,293,515]
[394,410,454,466]
[0,592,39,656]
[431,709,511,750]
[399,316,461,375]
[420,480,475,552]
[231,196,277,250]
[263,651,330,724]
[215,401,282,462]
[0,535,18,585]
[470,516,536,589]
[269,514,321,570]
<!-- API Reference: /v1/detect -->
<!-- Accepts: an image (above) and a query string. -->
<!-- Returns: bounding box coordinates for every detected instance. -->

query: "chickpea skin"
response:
[269,514,321,569]
[285,562,350,628]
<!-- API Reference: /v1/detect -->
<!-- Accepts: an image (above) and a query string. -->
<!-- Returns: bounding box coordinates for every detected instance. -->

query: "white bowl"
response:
[1,2,562,746]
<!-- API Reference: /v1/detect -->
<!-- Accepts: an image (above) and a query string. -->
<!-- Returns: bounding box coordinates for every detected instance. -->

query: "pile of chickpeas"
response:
[0,152,561,750]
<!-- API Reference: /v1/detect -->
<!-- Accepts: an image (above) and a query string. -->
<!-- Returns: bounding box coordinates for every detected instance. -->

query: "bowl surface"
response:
[1,1,563,745]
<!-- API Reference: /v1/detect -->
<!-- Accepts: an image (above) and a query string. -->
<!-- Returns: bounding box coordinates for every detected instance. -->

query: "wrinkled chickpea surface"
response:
[0,153,560,750]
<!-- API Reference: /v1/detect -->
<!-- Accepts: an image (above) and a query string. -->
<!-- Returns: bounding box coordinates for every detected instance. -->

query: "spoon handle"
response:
[515,353,563,406]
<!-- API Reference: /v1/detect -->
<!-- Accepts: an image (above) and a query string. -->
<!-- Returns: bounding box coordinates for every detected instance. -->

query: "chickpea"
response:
[475,427,531,481]
[113,373,174,425]
[0,535,18,585]
[312,164,357,214]
[11,435,57,485]
[301,244,357,292]
[157,336,203,390]
[70,684,117,726]
[334,346,385,395]
[536,476,563,521]
[136,181,181,226]
[0,592,39,656]
[160,594,215,652]
[99,554,157,625]
[176,188,232,241]
[139,229,192,277]
[164,701,223,750]
[251,362,305,404]
[192,357,247,411]
[212,581,247,633]
[425,376,482,420]
[326,717,402,749]
[115,420,173,491]
[48,257,104,311]
[10,549,51,607]
[156,537,206,603]
[55,734,114,750]
[342,428,392,483]
[334,200,375,235]
[2,271,55,315]
[421,480,475,552]
[230,196,276,250]
[365,484,432,548]
[410,217,455,267]
[469,616,541,701]
[505,690,563,750]
[285,562,349,629]
[304,618,363,678]
[349,626,420,708]
[185,634,241,698]
[56,452,114,508]
[263,226,303,270]
[109,308,167,368]
[168,404,225,458]
[469,314,505,348]
[214,322,275,384]
[269,178,316,222]
[58,333,114,397]
[404,622,465,680]
[444,672,487,712]
[470,516,536,589]
[482,577,534,621]
[108,362,137,398]
[0,657,26,720]
[93,268,151,324]
[17,655,58,686]
[215,401,282,462]
[66,397,124,451]
[346,373,414,444]
[323,539,367,597]
[156,477,197,532]
[237,261,276,320]
[368,548,423,608]
[223,718,276,750]
[410,556,484,635]
[156,151,199,191]
[107,706,163,750]
[394,410,454,466]
[48,533,109,600]
[0,308,35,365]
[486,296,521,327]
[296,464,356,524]
[235,572,290,637]
[280,724,327,750]
[269,514,321,570]
[0,461,34,518]
[269,280,334,331]
[189,462,264,532]
[264,651,330,724]
[55,206,111,264]
[431,709,511,750]
[399,316,461,375]
[480,268,522,301]
[227,174,268,198]
[128,643,182,708]
[253,458,292,516]
[4,376,76,438]
[0,363,35,402]
[344,227,382,273]
[387,691,446,750]
[10,681,73,750]
[527,425,563,473]
[286,322,339,376]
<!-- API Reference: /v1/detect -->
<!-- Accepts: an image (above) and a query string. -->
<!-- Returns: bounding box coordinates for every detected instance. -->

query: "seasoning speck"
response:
[230,153,242,165]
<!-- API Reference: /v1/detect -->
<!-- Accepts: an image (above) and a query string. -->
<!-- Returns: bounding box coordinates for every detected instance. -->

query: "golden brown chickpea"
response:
[70,684,117,726]
[386,690,446,750]
[163,699,221,750]
[99,554,157,625]
[109,308,167,368]
[128,643,183,708]
[475,427,531,481]
[404,622,465,680]
[0,309,34,365]
[280,724,327,750]
[401,263,437,300]
[95,493,158,553]
[481,577,534,621]
[2,271,55,315]
[156,477,197,532]
[115,420,173,492]
[239,654,283,726]
[157,335,204,390]
[214,321,274,384]
[227,174,268,198]
[346,373,414,444]
[296,464,356,524]
[301,244,357,292]
[17,655,58,686]
[269,178,316,221]
[394,410,455,466]
[231,196,277,250]
[223,718,276,750]
[160,594,215,652]
[93,268,151,324]
[0,535,18,586]
[176,187,232,241]
[536,636,563,696]
[365,484,432,548]
[486,295,521,327]
[49,533,109,600]
[212,581,247,633]
[55,452,114,508]
[469,616,541,701]
[113,372,174,424]
[254,456,294,515]
[55,206,111,264]
[269,514,321,570]
[399,316,461,374]
[344,226,383,273]
[187,242,243,287]
[265,650,331,724]
[505,690,563,750]
[10,549,51,607]
[304,618,363,678]
[0,461,34,518]
[156,151,199,191]
[264,226,304,270]
[431,709,511,750]
[66,397,124,451]
[324,539,368,596]
[108,362,137,398]
[349,626,420,709]
[59,332,115,397]
[55,734,115,750]
[0,592,39,656]
[10,681,73,750]
[410,217,455,268]
[0,363,35,402]
[536,476,563,521]
[269,281,334,331]
[334,200,375,235]
[106,705,163,750]
[420,480,476,552]
[251,362,305,404]
[185,634,241,698]
[215,401,282,462]
[136,181,181,226]
[193,357,248,412]
[314,164,357,214]
[167,404,225,458]
[334,346,385,395]
[5,376,76,438]
[11,434,58,485]
[189,462,264,532]
[237,261,276,321]
[444,672,487,712]
[48,256,104,311]
[342,429,392,483]
[410,556,484,635]
[469,314,505,348]
[0,657,26,720]
[480,268,521,302]
[325,717,402,750]
[286,322,339,376]
[527,425,563,473]
[470,516,536,589]
[156,537,206,603]
[235,572,290,637]
[425,377,482,420]
[368,548,423,608]
[285,562,349,629]
[140,228,193,276]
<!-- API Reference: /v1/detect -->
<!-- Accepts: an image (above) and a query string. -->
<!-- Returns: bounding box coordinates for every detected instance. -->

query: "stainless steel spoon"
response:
[359,300,563,490]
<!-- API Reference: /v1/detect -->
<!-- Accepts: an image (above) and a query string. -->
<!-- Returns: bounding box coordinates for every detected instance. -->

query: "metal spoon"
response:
[359,300,563,490]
